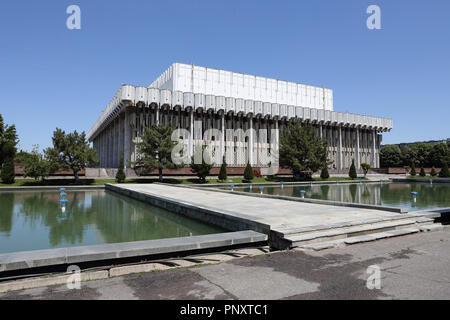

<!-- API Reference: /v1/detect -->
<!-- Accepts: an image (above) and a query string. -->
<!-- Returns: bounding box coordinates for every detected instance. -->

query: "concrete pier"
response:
[106,184,438,249]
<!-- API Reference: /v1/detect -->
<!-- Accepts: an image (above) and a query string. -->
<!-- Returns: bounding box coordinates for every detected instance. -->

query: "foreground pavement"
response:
[1,229,449,300]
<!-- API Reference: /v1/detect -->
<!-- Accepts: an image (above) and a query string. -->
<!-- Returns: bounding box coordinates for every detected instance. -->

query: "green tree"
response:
[218,156,227,181]
[439,162,450,178]
[430,166,437,177]
[23,146,51,181]
[419,167,426,177]
[243,162,254,182]
[45,128,98,182]
[190,146,213,183]
[410,163,416,176]
[0,114,18,181]
[361,163,371,178]
[0,157,15,184]
[280,120,328,181]
[380,145,403,168]
[116,153,126,183]
[349,159,357,180]
[135,125,182,182]
[320,166,330,180]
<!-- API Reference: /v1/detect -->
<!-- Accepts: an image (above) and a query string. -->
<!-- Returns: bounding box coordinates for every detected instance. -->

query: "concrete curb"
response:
[0,231,267,273]
[0,186,105,191]
[0,270,109,293]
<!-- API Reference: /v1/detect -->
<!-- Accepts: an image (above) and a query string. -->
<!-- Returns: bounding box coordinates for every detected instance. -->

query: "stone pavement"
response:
[1,228,449,300]
[113,184,404,233]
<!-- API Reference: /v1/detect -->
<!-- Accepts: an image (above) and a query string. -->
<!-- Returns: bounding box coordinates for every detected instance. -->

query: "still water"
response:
[229,182,450,212]
[0,190,225,254]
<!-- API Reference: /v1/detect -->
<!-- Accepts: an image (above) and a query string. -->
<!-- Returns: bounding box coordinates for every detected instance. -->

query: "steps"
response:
[276,215,442,251]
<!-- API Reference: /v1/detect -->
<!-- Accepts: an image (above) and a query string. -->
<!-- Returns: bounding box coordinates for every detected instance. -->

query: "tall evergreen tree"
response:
[0,157,15,184]
[349,159,357,180]
[439,162,450,178]
[218,156,227,181]
[135,125,182,182]
[116,153,126,183]
[279,120,328,181]
[243,162,254,182]
[419,167,426,177]
[0,115,18,184]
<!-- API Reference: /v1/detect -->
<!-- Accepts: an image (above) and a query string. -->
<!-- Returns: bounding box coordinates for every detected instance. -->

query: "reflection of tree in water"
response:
[19,192,96,247]
[0,193,14,235]
[320,185,330,199]
[349,184,357,203]
[91,191,223,244]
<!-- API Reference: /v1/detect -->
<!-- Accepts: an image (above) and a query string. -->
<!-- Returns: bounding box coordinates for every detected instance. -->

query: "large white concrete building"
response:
[87,63,393,171]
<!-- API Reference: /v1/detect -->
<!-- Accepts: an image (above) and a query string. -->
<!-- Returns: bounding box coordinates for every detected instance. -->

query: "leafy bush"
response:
[320,166,330,180]
[361,163,371,177]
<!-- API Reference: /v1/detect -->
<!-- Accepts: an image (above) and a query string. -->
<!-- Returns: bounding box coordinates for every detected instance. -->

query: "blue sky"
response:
[0,0,449,152]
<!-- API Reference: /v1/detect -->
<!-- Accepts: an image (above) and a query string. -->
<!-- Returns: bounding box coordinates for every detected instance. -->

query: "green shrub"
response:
[430,167,437,177]
[361,163,371,177]
[410,163,416,176]
[349,159,357,180]
[439,162,450,178]
[1,158,15,184]
[419,167,426,177]
[243,162,254,182]
[116,154,126,183]
[218,156,227,181]
[320,166,330,180]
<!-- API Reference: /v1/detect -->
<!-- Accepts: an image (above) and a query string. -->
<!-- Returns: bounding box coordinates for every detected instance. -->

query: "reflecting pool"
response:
[227,182,450,212]
[0,190,225,254]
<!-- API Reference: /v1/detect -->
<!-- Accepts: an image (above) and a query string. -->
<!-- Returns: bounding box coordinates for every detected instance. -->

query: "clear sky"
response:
[0,0,449,152]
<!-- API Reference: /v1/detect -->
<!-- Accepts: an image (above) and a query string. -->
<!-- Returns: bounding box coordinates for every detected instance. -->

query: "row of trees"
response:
[132,120,333,183]
[380,142,450,169]
[0,113,98,184]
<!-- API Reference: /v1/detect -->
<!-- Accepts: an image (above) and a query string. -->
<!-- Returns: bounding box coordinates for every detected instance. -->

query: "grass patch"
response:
[0,176,369,187]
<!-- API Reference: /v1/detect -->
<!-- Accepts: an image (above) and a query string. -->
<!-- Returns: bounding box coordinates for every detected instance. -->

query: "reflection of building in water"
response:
[88,63,393,171]
[311,184,381,205]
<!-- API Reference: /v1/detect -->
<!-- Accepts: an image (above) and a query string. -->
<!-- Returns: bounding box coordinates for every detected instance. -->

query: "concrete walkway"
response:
[2,229,449,300]
[112,184,406,234]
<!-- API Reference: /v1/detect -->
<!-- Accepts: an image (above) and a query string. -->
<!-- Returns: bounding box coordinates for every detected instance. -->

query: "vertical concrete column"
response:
[319,123,323,139]
[274,119,279,144]
[112,120,116,168]
[372,130,377,168]
[249,115,254,165]
[221,112,225,159]
[338,125,343,170]
[356,127,360,169]
[156,105,160,125]
[189,110,194,157]
[124,111,131,168]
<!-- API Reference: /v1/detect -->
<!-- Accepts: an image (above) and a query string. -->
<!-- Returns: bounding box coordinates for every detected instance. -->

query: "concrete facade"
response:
[88,63,393,170]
